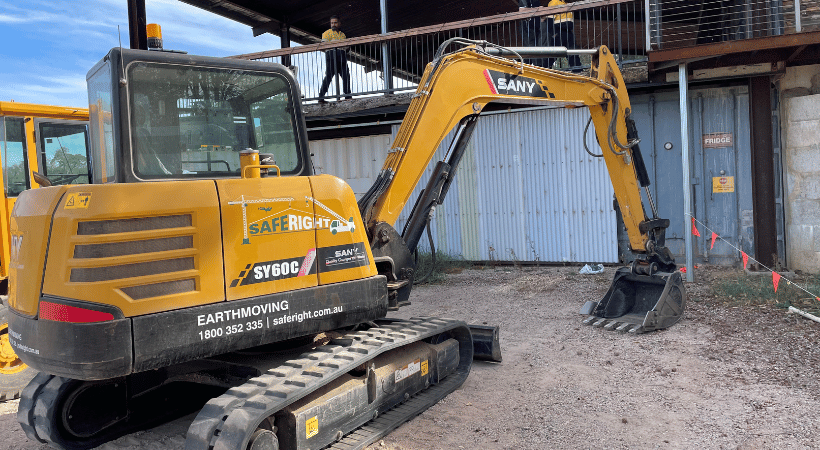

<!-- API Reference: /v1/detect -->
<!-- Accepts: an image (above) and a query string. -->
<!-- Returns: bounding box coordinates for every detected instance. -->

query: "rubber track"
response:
[17,372,53,444]
[185,317,469,450]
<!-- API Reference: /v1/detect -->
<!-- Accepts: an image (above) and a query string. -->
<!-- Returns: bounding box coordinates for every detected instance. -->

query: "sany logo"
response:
[483,69,554,99]
[335,247,359,258]
[10,235,23,264]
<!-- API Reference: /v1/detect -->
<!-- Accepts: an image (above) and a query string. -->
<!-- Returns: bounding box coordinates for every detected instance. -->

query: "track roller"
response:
[186,317,473,450]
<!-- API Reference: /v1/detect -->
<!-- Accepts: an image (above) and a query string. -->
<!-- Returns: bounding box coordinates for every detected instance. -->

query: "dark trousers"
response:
[319,49,351,99]
[519,17,541,67]
[554,21,580,68]
[540,18,555,68]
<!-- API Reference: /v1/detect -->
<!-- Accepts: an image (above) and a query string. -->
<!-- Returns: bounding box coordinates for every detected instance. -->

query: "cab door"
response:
[0,117,30,282]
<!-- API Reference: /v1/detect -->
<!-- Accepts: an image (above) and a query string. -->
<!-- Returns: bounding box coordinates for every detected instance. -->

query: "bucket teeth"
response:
[582,316,598,326]
[615,322,632,332]
[603,321,620,331]
[592,319,608,327]
[627,325,644,334]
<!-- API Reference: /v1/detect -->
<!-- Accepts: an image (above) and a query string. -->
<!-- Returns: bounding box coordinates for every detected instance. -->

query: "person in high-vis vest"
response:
[548,0,581,68]
[318,15,352,103]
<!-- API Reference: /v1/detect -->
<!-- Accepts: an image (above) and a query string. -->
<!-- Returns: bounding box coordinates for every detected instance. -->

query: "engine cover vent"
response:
[77,215,192,235]
[70,257,195,283]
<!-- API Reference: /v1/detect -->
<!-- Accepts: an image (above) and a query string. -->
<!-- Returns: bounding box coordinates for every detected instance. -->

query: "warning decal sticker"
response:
[64,192,92,209]
[306,416,318,439]
[712,176,735,193]
[395,358,422,383]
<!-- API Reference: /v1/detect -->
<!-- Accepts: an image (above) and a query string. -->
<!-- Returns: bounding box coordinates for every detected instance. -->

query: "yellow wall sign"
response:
[712,176,735,193]
[65,192,92,209]
[306,416,319,439]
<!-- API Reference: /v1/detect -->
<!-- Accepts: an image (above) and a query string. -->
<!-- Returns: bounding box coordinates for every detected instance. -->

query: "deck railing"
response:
[234,0,818,102]
[647,0,819,50]
[233,0,647,102]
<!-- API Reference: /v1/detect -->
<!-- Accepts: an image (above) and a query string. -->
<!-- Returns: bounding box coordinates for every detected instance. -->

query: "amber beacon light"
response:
[147,23,163,50]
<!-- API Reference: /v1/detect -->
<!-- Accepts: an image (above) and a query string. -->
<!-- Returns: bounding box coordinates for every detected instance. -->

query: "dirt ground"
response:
[4,264,820,450]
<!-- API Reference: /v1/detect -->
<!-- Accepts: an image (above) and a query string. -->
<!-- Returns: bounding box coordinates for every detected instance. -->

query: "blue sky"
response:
[0,0,282,108]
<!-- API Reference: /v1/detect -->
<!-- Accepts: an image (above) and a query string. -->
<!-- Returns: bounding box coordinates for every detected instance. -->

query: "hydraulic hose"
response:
[413,218,436,285]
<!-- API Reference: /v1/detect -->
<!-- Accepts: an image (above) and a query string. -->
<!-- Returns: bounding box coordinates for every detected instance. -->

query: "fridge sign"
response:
[702,133,733,148]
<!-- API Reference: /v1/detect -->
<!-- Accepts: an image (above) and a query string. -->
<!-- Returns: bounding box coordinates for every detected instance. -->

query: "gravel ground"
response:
[3,264,820,449]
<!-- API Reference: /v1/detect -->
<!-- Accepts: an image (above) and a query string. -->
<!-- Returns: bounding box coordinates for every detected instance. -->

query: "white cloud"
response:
[0,13,27,23]
[0,0,285,106]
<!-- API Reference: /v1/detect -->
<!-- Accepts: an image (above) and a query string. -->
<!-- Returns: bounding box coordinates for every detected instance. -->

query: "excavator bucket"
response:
[580,267,686,334]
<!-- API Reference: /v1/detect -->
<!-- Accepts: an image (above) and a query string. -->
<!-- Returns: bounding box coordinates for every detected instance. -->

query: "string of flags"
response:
[688,214,818,301]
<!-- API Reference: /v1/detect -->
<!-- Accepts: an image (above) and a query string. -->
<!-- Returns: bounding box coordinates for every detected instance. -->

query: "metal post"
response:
[380,0,392,93]
[280,25,291,68]
[617,5,623,64]
[679,63,693,282]
[644,0,651,51]
[127,0,147,50]
[795,0,802,32]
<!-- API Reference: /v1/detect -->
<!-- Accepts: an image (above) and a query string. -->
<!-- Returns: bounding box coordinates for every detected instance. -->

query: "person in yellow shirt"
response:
[548,0,581,68]
[318,15,352,102]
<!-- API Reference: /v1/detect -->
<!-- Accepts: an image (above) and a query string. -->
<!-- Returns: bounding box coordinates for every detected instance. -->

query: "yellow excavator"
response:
[0,101,89,401]
[10,39,684,450]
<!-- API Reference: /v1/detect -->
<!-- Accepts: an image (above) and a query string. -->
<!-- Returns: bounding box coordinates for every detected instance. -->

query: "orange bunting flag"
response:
[772,272,781,293]
[741,251,749,269]
[691,218,701,237]
[710,232,718,250]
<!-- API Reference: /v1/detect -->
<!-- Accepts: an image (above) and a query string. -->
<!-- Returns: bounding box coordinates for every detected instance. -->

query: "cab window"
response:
[127,63,302,179]
[38,122,91,186]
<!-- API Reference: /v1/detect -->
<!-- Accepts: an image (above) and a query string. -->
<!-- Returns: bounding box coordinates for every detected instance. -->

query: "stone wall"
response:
[779,64,820,272]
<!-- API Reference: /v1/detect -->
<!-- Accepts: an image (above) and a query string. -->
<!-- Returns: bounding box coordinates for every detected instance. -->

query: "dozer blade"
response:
[579,267,686,333]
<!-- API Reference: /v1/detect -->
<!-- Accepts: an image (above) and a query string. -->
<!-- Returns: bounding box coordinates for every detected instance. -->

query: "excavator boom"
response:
[360,39,686,333]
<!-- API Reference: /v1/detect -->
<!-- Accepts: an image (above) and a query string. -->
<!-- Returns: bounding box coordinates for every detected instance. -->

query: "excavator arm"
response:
[360,39,685,333]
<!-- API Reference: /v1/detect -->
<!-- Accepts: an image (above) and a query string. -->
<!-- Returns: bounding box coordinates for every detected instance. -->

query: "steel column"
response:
[679,63,693,282]
[280,25,291,68]
[644,0,651,51]
[127,0,147,50]
[749,76,777,268]
[380,0,393,93]
[795,0,802,32]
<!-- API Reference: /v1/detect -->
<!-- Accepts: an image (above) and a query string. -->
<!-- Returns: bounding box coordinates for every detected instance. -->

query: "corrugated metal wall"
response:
[310,134,391,197]
[310,106,618,263]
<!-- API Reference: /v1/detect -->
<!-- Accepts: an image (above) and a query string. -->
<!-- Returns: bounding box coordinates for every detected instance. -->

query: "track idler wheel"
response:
[17,375,127,450]
[19,372,227,450]
[247,429,279,450]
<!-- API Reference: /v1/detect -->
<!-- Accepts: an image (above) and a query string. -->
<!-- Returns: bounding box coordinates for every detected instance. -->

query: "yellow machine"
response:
[0,101,89,401]
[10,39,684,450]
